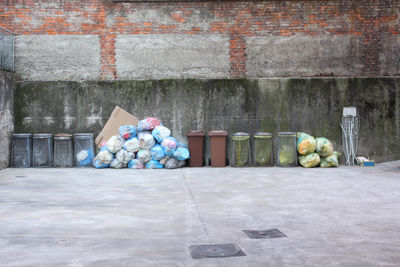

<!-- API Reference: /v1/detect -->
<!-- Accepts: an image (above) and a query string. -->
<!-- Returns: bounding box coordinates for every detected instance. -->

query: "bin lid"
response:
[277,131,296,137]
[33,133,53,138]
[232,132,250,136]
[232,136,250,141]
[13,133,32,138]
[54,133,73,140]
[232,132,250,141]
[74,133,93,138]
[208,130,228,136]
[187,130,205,137]
[254,132,272,138]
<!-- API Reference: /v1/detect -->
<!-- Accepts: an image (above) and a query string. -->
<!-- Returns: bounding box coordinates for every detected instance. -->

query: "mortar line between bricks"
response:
[180,169,210,242]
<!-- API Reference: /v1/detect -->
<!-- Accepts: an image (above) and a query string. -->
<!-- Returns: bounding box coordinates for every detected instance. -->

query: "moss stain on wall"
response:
[14,78,400,162]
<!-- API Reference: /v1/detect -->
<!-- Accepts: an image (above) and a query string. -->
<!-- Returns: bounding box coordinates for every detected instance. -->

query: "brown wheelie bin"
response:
[208,130,228,167]
[187,130,205,167]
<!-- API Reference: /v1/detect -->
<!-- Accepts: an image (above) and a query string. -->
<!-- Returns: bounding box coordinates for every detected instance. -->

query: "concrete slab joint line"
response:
[180,169,210,240]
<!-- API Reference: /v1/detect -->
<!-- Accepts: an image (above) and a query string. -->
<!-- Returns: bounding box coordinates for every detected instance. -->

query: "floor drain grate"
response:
[189,243,246,259]
[243,228,287,239]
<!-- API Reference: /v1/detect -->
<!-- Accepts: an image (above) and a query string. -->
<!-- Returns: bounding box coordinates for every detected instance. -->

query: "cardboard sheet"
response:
[95,106,139,148]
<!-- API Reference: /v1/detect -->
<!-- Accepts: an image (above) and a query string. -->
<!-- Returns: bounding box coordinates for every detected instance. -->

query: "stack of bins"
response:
[54,134,74,168]
[32,134,53,167]
[11,133,32,168]
[253,132,273,167]
[74,133,95,167]
[276,132,297,167]
[230,132,251,167]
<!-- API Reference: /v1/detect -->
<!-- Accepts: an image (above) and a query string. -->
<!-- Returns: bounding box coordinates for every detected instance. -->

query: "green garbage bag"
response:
[315,137,334,157]
[297,132,316,155]
[320,151,341,168]
[298,153,320,168]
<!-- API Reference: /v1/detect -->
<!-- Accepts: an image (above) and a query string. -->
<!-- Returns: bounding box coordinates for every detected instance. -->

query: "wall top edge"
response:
[13,76,400,83]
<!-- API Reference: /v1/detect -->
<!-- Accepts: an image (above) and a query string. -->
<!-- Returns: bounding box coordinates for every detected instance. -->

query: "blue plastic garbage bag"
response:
[145,160,164,169]
[177,143,188,149]
[150,144,166,161]
[165,158,180,169]
[138,131,155,150]
[95,150,114,165]
[137,149,151,163]
[127,159,144,169]
[173,147,190,161]
[116,149,135,164]
[137,118,161,132]
[110,158,124,169]
[106,135,124,153]
[161,137,177,157]
[119,125,137,140]
[152,126,171,143]
[160,157,169,165]
[124,137,140,153]
[100,145,110,152]
[76,149,93,167]
[93,159,109,169]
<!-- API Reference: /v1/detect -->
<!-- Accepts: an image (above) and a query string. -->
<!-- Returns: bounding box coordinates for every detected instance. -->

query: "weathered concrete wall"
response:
[116,34,230,79]
[246,35,363,77]
[2,1,400,80]
[380,35,400,76]
[14,78,400,163]
[0,71,14,170]
[12,33,400,81]
[15,35,101,81]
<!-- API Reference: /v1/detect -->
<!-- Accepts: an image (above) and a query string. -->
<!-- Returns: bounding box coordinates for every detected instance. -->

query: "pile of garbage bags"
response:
[297,132,340,168]
[93,117,190,169]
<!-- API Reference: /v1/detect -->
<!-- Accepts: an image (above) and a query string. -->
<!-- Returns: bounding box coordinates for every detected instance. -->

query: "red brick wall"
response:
[1,0,399,79]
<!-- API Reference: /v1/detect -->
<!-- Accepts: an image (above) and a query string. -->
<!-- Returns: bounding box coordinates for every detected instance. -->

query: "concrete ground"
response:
[0,162,399,267]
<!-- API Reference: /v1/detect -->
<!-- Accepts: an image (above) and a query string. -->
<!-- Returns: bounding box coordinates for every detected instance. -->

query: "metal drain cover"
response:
[189,243,246,259]
[243,228,286,239]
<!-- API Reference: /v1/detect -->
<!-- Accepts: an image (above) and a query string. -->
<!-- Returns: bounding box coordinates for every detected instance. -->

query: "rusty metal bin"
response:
[208,130,228,167]
[187,130,205,167]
